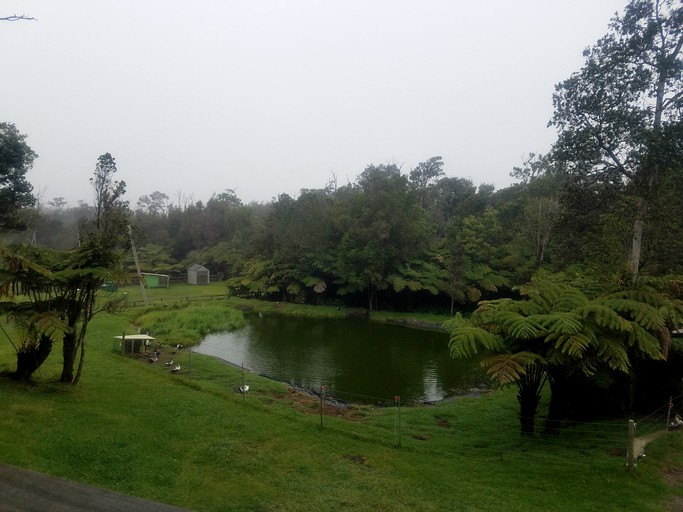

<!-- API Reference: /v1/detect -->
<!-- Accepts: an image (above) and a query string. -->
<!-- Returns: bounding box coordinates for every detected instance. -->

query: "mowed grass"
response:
[0,285,682,511]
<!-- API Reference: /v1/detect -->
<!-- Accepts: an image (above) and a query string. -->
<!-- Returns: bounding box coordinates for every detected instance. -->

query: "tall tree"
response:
[60,153,130,384]
[0,122,36,232]
[409,156,445,209]
[0,153,131,383]
[331,164,430,310]
[550,0,683,285]
[90,153,127,233]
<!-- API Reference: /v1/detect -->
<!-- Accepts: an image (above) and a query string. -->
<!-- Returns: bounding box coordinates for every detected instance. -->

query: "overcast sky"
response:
[2,1,628,207]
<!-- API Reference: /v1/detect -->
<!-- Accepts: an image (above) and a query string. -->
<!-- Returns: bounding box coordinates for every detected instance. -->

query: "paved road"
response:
[0,464,194,512]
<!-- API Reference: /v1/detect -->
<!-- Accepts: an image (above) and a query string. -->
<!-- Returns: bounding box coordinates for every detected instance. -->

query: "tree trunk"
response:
[60,332,78,384]
[72,333,86,385]
[12,334,53,382]
[367,285,375,311]
[516,364,547,435]
[627,196,647,286]
[544,372,572,435]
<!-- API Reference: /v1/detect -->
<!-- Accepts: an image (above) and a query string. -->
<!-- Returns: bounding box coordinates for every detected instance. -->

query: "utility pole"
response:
[128,225,148,306]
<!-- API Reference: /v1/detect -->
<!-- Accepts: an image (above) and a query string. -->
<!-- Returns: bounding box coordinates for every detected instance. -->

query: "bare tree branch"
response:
[0,14,37,22]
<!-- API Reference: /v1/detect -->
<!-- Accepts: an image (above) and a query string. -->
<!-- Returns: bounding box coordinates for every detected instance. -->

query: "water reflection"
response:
[195,314,485,404]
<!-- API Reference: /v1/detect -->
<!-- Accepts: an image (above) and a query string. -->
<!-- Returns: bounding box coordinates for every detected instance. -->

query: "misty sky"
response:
[2,1,628,208]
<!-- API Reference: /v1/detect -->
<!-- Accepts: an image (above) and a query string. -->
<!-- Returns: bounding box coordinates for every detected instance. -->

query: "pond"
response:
[194,314,487,404]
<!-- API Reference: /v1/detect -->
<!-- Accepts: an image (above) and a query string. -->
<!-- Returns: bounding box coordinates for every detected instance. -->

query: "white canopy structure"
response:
[115,334,156,356]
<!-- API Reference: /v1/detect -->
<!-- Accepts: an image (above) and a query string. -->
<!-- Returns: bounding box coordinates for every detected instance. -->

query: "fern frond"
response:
[599,298,665,331]
[481,352,541,385]
[448,326,505,359]
[507,316,544,340]
[576,304,631,332]
[286,282,301,295]
[593,335,630,373]
[549,333,591,358]
[627,322,665,361]
[537,312,583,335]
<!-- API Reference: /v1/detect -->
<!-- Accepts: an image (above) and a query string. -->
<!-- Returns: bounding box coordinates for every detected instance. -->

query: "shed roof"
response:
[187,264,208,272]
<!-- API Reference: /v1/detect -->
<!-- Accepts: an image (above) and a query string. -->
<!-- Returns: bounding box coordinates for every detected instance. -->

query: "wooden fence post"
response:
[627,419,636,472]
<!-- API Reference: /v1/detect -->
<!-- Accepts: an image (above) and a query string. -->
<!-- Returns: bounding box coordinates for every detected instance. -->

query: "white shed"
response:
[187,264,210,285]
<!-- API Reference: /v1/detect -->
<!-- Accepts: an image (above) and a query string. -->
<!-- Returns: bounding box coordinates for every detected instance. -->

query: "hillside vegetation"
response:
[1,284,681,511]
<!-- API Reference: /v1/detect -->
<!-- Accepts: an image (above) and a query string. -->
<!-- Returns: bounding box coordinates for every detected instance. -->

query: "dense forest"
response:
[6,149,682,314]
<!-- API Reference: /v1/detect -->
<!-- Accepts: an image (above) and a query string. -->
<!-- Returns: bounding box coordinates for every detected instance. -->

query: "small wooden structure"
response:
[187,264,210,285]
[115,334,156,356]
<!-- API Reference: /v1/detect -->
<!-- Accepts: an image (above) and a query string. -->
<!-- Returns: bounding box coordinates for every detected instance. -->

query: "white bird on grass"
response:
[171,365,181,373]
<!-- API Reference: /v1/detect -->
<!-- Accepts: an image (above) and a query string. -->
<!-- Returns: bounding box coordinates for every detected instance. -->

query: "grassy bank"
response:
[1,286,681,511]
[122,281,452,329]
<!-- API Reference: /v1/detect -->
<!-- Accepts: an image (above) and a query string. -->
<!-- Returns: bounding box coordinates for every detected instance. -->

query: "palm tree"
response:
[446,280,677,434]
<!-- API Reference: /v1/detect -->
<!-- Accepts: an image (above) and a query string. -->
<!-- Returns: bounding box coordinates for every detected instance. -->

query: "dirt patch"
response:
[344,454,368,465]
[664,497,683,512]
[662,467,683,488]
[436,418,452,429]
[134,344,183,371]
[659,455,683,511]
[274,387,375,422]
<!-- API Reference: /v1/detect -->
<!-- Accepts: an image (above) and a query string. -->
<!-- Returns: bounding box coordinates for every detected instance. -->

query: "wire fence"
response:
[117,343,681,469]
[126,294,228,308]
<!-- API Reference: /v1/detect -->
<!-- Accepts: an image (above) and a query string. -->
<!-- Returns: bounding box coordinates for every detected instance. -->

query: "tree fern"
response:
[507,316,545,340]
[548,333,592,358]
[626,322,666,361]
[448,325,505,359]
[593,335,630,373]
[598,298,666,331]
[537,312,583,334]
[576,303,631,332]
[481,352,541,385]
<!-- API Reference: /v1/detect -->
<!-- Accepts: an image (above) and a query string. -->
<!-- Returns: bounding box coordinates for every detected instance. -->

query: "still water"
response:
[195,314,486,404]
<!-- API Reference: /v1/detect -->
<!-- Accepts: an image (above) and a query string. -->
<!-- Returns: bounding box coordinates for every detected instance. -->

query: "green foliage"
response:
[447,277,678,430]
[446,316,506,359]
[550,0,683,284]
[134,303,246,345]
[0,122,36,232]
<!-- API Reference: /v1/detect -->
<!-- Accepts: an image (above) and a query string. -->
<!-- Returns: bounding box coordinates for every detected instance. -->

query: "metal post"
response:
[627,419,636,472]
[188,348,192,379]
[666,396,673,436]
[395,395,402,448]
[319,385,325,429]
[242,363,246,402]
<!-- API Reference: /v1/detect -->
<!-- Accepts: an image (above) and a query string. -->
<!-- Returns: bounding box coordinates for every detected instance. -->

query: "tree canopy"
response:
[0,122,35,231]
[550,0,683,285]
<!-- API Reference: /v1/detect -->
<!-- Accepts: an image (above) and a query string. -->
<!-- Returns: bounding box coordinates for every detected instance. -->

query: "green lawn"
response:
[0,286,681,511]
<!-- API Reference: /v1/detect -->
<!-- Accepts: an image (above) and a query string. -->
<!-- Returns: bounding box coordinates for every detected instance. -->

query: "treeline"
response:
[12,153,683,314]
